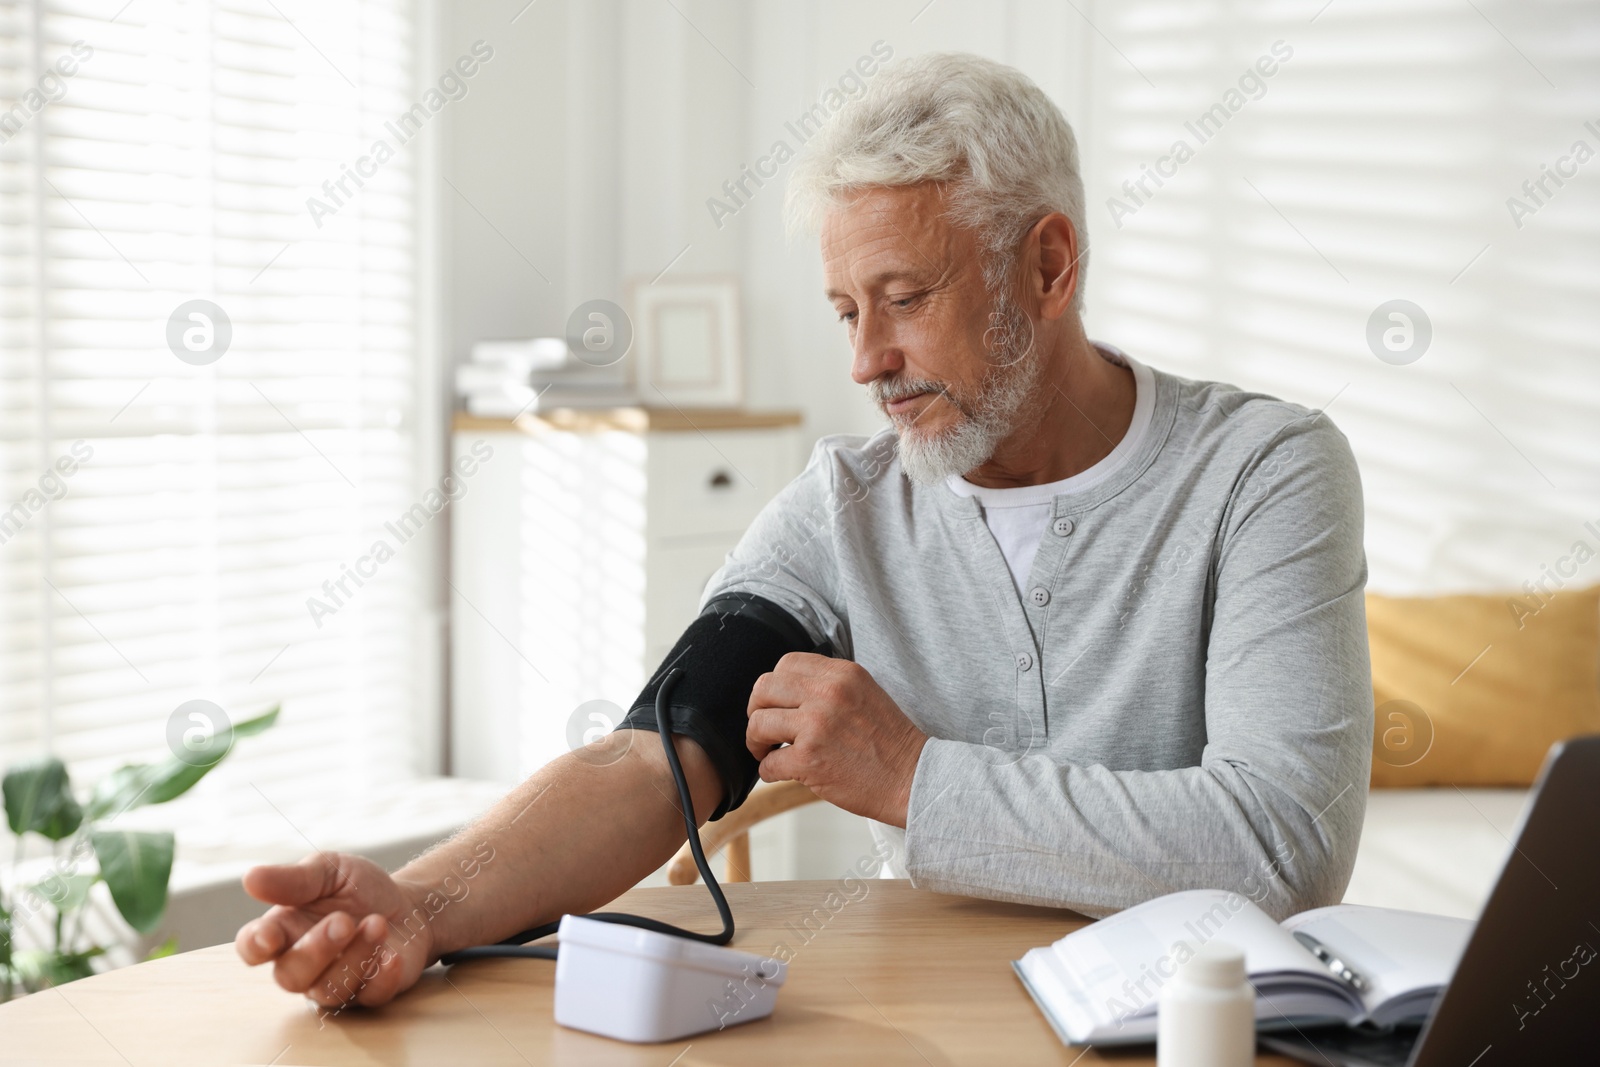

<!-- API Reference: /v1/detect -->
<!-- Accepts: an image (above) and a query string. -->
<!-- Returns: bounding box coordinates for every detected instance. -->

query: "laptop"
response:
[1260,735,1600,1066]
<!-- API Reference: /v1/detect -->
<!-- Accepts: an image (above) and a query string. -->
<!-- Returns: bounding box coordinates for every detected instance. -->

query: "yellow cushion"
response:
[1366,585,1600,787]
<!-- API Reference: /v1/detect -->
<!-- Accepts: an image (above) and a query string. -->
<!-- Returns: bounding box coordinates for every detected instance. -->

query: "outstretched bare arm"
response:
[234,732,721,1008]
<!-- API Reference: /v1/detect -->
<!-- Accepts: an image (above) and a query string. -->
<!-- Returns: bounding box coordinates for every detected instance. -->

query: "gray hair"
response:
[785,52,1088,310]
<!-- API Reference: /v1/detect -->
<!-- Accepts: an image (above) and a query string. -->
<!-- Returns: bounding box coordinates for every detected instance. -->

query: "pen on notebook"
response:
[1293,931,1369,992]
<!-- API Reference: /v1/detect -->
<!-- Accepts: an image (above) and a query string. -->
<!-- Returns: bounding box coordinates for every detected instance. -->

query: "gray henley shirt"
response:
[704,348,1373,921]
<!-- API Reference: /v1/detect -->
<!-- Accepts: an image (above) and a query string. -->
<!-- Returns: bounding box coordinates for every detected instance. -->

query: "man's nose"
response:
[850,308,904,386]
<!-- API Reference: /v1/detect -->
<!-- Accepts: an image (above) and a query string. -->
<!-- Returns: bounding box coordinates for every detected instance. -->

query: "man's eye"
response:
[838,310,858,323]
[890,295,917,309]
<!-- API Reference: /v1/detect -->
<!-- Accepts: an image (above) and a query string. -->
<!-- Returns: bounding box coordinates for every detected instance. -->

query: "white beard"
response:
[871,293,1040,487]
[894,412,1003,487]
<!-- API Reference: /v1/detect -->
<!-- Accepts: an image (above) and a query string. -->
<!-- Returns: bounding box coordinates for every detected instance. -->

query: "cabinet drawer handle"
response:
[708,470,733,490]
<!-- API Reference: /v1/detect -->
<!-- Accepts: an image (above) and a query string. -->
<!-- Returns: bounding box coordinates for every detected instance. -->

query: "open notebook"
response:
[1013,889,1473,1047]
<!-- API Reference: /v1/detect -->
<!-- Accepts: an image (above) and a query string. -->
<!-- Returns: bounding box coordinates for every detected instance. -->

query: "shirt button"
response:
[1015,652,1033,672]
[1029,586,1051,607]
[1052,517,1075,537]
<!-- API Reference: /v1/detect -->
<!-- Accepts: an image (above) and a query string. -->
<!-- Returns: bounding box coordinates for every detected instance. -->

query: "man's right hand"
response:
[233,734,726,1010]
[234,852,431,1009]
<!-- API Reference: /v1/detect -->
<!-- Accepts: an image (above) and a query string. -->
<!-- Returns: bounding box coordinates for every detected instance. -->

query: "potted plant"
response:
[0,704,278,1001]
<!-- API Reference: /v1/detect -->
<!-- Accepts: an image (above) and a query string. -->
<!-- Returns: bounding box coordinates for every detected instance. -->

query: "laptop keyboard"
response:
[1258,1024,1420,1067]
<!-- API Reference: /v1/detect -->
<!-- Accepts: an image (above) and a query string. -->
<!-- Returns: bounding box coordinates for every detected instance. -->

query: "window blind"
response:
[1081,0,1600,596]
[0,0,429,816]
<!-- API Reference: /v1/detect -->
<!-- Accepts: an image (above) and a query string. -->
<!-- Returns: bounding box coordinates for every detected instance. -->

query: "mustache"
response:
[868,376,948,407]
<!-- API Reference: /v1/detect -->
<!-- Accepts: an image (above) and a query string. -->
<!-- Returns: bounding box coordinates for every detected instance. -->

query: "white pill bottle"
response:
[1156,940,1255,1067]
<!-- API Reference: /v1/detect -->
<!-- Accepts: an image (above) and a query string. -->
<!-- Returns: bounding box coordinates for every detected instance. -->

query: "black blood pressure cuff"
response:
[616,593,830,821]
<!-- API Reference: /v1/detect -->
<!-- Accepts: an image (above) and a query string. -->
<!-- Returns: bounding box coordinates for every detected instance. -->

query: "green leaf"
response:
[145,936,178,960]
[3,759,83,841]
[85,763,158,821]
[13,946,104,991]
[230,704,280,739]
[140,757,224,808]
[26,873,97,916]
[86,760,193,820]
[84,704,281,819]
[91,830,174,934]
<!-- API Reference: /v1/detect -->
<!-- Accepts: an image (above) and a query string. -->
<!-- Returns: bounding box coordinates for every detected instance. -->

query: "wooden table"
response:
[0,880,1302,1065]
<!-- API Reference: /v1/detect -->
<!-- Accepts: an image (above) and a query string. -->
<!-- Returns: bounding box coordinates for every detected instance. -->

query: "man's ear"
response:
[1028,212,1081,322]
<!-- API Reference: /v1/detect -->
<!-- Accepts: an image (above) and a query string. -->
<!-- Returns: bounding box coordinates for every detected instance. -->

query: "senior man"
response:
[236,52,1371,1009]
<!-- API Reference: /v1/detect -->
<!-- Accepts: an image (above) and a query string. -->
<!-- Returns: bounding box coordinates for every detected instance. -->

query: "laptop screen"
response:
[1411,735,1600,1066]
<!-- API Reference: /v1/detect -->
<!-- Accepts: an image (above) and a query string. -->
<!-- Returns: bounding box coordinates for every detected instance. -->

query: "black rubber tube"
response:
[438,667,733,964]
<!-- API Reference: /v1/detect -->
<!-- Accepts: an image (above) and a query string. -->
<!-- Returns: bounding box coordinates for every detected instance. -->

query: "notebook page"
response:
[1043,890,1323,1029]
[1280,905,1473,1021]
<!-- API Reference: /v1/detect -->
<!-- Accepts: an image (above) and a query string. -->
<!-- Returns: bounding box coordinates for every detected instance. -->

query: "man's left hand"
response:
[746,653,928,827]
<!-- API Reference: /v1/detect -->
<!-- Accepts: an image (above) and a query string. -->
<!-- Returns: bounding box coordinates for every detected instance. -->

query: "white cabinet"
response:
[449,409,803,785]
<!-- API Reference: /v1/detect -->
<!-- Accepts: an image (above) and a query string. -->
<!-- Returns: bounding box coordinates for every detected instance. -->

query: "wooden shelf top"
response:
[454,406,803,435]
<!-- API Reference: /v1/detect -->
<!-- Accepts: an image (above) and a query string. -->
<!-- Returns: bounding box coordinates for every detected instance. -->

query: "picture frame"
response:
[629,275,743,408]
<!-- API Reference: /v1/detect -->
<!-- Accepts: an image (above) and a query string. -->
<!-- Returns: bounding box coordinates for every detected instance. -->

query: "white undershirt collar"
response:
[945,340,1154,508]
